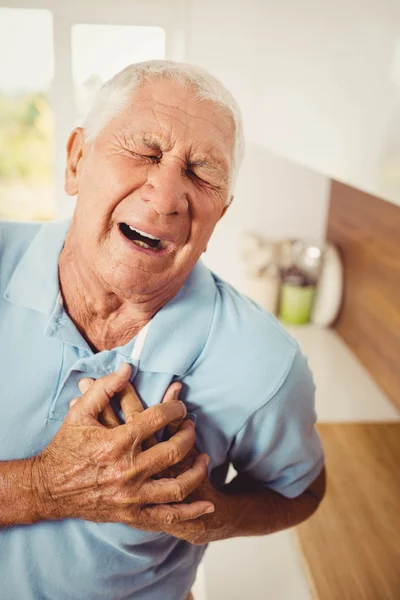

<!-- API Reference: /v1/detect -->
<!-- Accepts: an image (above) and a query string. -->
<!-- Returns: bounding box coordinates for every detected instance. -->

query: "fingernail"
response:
[179,401,187,417]
[204,455,210,467]
[205,506,215,514]
[69,398,78,408]
[78,379,90,393]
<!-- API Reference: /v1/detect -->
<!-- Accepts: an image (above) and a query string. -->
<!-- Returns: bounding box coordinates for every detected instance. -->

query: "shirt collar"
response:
[4,219,70,316]
[137,262,216,375]
[4,219,217,377]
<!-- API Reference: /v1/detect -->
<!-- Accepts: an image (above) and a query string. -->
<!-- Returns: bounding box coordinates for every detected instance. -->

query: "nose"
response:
[141,160,189,216]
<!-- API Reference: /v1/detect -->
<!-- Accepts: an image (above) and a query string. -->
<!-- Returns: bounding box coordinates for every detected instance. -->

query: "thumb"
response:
[67,363,131,425]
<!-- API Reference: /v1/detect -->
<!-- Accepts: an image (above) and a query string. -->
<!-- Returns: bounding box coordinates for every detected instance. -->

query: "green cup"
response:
[279,283,315,325]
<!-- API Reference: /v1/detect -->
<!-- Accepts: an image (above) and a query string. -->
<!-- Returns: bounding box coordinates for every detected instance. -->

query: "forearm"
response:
[191,471,325,545]
[0,458,40,528]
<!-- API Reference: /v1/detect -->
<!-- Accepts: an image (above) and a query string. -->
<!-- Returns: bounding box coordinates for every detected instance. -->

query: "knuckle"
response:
[164,510,178,526]
[167,441,183,465]
[147,406,165,430]
[172,483,186,503]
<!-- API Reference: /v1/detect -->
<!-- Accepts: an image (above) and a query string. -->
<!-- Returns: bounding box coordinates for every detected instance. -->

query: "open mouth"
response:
[119,223,163,251]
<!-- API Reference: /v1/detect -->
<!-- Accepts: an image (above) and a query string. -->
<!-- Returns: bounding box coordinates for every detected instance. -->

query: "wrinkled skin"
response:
[32,364,214,529]
[77,373,227,545]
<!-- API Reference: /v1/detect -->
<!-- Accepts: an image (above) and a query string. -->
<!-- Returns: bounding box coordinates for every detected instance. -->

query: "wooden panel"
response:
[296,423,400,600]
[327,181,400,409]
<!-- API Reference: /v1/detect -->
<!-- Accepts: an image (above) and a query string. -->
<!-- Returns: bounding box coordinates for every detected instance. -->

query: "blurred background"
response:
[1,1,399,598]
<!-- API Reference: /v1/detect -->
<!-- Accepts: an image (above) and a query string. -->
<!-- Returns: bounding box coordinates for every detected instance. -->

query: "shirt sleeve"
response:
[229,347,325,498]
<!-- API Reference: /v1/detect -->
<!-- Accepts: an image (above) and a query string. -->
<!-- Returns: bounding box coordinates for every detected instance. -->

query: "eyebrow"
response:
[141,133,164,153]
[188,158,221,174]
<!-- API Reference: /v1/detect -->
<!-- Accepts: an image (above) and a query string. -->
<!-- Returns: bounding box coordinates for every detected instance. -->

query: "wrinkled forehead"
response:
[110,79,235,169]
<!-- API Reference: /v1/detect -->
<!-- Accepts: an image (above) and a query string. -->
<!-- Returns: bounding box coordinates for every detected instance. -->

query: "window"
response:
[72,25,165,122]
[0,8,54,221]
[0,0,183,221]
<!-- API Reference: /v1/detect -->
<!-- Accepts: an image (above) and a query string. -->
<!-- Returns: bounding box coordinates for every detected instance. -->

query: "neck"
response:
[58,240,179,352]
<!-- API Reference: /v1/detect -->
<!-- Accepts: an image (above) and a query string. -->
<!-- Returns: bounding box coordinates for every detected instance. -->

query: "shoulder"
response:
[212,273,296,352]
[212,272,298,374]
[188,272,310,419]
[0,220,42,290]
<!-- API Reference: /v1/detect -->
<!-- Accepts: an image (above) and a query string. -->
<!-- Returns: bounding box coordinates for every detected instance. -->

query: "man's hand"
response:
[74,373,326,546]
[76,372,221,543]
[95,375,223,544]
[31,364,214,530]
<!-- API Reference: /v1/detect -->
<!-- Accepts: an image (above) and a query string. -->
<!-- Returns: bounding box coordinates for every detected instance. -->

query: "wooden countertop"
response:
[296,423,400,600]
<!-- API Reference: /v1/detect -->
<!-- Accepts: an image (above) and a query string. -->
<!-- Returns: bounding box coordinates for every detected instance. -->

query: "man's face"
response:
[65,78,234,295]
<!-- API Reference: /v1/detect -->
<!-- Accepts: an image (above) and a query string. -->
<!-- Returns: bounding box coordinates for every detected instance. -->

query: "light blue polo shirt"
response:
[0,219,324,600]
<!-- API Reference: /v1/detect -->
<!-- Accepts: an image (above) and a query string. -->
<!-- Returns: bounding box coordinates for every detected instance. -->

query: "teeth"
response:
[128,225,160,241]
[132,239,152,249]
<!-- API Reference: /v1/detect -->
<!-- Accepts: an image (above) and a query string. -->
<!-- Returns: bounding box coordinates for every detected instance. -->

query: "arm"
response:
[0,458,39,527]
[225,467,326,536]
[158,467,325,545]
[197,467,325,543]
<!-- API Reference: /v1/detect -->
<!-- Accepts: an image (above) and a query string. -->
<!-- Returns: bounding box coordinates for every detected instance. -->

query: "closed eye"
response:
[186,161,221,188]
[188,167,222,189]
[186,169,211,186]
[130,151,161,164]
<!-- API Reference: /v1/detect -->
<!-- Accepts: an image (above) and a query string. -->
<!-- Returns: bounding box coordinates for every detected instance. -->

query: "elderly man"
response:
[0,60,325,599]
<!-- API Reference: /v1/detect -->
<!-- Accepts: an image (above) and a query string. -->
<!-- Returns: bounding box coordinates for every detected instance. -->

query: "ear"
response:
[220,194,234,220]
[65,127,85,197]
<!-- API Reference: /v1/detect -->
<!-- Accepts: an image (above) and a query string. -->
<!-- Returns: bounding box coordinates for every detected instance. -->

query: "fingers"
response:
[138,454,209,504]
[121,400,187,448]
[78,377,142,429]
[141,434,158,451]
[78,378,94,395]
[141,500,215,524]
[131,419,195,478]
[67,363,131,424]
[119,383,145,422]
[162,382,182,404]
[118,382,160,448]
[69,377,94,409]
[161,382,184,439]
[76,376,121,428]
[99,405,121,428]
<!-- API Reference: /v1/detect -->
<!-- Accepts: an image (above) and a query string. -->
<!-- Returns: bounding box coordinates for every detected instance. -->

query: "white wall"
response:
[202,145,330,290]
[186,0,400,208]
[186,0,336,285]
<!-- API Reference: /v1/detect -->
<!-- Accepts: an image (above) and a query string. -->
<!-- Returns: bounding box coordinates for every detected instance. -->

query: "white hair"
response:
[82,60,245,198]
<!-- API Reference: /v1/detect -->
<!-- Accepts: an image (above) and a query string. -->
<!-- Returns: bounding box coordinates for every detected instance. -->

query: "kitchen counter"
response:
[284,325,399,422]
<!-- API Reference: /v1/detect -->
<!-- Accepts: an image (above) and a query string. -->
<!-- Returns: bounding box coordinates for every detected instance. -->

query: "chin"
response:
[108,264,168,296]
